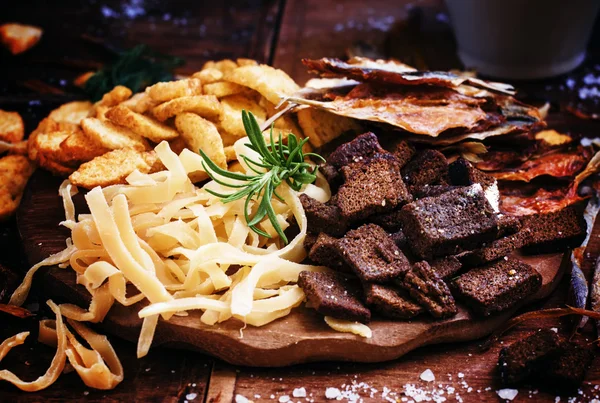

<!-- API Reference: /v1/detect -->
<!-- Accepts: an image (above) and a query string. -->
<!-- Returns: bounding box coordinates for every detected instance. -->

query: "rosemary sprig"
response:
[199,110,324,244]
[84,44,184,101]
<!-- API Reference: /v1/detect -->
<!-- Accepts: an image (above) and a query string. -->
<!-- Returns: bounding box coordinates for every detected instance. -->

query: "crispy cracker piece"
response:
[236,58,258,67]
[58,131,110,164]
[0,23,42,54]
[203,59,238,73]
[80,117,149,151]
[27,118,79,161]
[105,105,179,142]
[224,64,300,105]
[191,68,223,84]
[151,95,222,122]
[145,78,203,102]
[48,101,93,125]
[31,131,79,176]
[175,112,226,169]
[0,110,24,143]
[297,107,361,148]
[119,92,156,114]
[100,85,133,107]
[69,148,158,189]
[0,155,35,220]
[224,146,236,162]
[219,95,267,137]
[203,82,248,98]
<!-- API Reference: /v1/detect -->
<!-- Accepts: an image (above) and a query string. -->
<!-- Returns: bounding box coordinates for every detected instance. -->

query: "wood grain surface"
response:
[1,0,600,401]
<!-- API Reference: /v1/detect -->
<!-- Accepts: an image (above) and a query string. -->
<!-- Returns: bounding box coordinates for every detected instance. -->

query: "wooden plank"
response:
[205,362,238,403]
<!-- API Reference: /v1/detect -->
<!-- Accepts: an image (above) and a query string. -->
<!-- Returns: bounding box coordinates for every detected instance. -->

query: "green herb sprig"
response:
[84,44,184,101]
[199,110,324,244]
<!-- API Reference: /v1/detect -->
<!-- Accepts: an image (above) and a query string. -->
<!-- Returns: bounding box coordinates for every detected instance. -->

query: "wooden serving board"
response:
[17,170,567,367]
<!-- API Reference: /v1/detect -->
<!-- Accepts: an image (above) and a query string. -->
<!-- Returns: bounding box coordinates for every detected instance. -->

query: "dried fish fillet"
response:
[302,57,515,95]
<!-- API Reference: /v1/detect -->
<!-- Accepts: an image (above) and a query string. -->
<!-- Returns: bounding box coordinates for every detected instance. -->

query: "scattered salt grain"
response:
[420,369,435,382]
[278,395,290,403]
[186,393,197,400]
[325,387,342,399]
[497,388,518,400]
[550,327,558,333]
[235,395,249,403]
[293,388,307,398]
[457,372,464,378]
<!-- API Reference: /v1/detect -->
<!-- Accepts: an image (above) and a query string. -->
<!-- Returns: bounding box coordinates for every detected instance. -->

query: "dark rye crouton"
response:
[399,184,499,259]
[327,132,385,169]
[390,229,407,249]
[299,194,347,237]
[298,271,371,323]
[460,229,531,268]
[399,261,457,318]
[498,329,564,385]
[337,223,411,283]
[364,283,424,319]
[521,204,586,252]
[337,153,412,222]
[545,341,595,391]
[308,233,351,273]
[449,157,496,189]
[430,256,462,280]
[319,162,341,190]
[370,208,404,232]
[401,149,448,191]
[451,257,542,316]
[497,214,522,237]
[389,140,415,167]
[412,184,459,200]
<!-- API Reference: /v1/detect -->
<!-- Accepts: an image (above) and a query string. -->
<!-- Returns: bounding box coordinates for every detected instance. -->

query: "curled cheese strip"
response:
[324,316,372,339]
[137,315,159,359]
[0,301,67,391]
[58,179,78,229]
[59,283,114,323]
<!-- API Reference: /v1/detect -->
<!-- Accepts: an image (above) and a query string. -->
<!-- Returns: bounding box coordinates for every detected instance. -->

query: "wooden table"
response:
[1,1,600,401]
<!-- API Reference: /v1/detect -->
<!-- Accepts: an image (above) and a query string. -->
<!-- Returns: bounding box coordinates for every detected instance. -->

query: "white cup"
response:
[445,0,600,79]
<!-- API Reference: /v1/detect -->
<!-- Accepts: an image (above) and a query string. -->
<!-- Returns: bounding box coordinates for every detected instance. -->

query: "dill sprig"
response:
[199,110,324,244]
[84,44,184,101]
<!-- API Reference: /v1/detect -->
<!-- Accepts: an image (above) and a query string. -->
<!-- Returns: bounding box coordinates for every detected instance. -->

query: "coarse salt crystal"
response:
[497,388,519,400]
[550,327,558,333]
[457,372,464,378]
[278,395,290,402]
[186,393,197,400]
[235,395,250,403]
[293,387,307,398]
[420,369,435,382]
[325,388,341,399]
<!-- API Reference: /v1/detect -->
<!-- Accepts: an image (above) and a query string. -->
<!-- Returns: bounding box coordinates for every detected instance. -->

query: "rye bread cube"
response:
[429,255,463,280]
[299,194,347,237]
[449,157,496,188]
[337,223,411,283]
[460,229,531,268]
[399,184,499,259]
[371,208,404,232]
[412,184,458,200]
[399,261,457,318]
[498,329,564,385]
[328,132,386,168]
[389,140,415,168]
[308,233,352,273]
[402,149,448,191]
[390,229,407,249]
[520,204,586,252]
[298,271,371,323]
[451,257,542,316]
[545,341,596,391]
[337,153,412,222]
[364,283,424,319]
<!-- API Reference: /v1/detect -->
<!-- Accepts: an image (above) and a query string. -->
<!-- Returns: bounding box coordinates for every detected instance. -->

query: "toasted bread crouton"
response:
[99,85,132,107]
[236,58,258,67]
[31,131,79,175]
[202,59,238,73]
[120,92,156,114]
[105,105,179,142]
[0,110,24,143]
[175,113,226,169]
[297,108,361,148]
[203,82,248,98]
[219,95,266,137]
[145,78,203,102]
[58,131,109,164]
[81,117,149,151]
[191,68,223,84]
[48,101,93,125]
[69,148,158,189]
[151,95,222,122]
[0,23,42,55]
[0,140,28,156]
[27,118,79,161]
[224,146,236,162]
[0,155,35,220]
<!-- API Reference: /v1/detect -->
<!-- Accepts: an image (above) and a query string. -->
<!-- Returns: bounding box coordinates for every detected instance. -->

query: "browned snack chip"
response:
[337,154,411,222]
[174,113,226,170]
[151,95,222,122]
[0,155,35,220]
[81,117,149,151]
[452,257,542,316]
[106,105,179,142]
[498,329,563,385]
[308,233,351,273]
[0,23,42,54]
[364,283,423,319]
[58,132,110,164]
[145,78,203,102]
[48,101,93,125]
[399,261,457,318]
[337,223,410,283]
[299,194,347,237]
[298,271,371,323]
[69,148,158,189]
[0,110,24,143]
[219,95,266,137]
[399,185,499,259]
